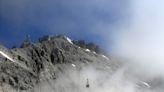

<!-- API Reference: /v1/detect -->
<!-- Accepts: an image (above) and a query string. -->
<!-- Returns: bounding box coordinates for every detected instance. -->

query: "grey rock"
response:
[0,36,118,91]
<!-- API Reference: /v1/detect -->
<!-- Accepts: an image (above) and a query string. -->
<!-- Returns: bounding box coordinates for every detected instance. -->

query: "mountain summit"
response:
[0,35,119,92]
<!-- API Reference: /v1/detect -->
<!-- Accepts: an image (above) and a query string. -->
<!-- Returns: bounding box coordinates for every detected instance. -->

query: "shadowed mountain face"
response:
[0,35,164,92]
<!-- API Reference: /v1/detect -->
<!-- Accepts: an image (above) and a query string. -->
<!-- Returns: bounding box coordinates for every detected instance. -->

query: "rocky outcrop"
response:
[0,35,118,91]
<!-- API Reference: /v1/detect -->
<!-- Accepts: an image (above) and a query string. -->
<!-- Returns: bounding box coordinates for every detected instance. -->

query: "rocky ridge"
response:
[0,35,119,92]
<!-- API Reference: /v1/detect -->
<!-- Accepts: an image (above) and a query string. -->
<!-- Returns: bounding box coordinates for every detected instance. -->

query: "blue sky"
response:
[0,0,129,49]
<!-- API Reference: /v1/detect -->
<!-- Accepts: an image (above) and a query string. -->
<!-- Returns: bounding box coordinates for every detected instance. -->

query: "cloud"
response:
[30,63,163,92]
[111,0,164,76]
[32,65,137,92]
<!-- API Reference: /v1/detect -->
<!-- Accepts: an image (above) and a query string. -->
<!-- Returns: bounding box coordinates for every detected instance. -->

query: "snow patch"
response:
[65,36,73,44]
[85,49,91,52]
[0,51,15,62]
[101,55,109,60]
[71,64,76,67]
[0,51,36,76]
[140,81,151,88]
[93,51,96,54]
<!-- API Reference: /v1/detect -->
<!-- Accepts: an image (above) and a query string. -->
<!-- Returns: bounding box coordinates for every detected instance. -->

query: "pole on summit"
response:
[26,35,31,42]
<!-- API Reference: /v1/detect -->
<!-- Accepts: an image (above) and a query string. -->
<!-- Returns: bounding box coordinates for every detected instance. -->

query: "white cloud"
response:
[111,0,164,76]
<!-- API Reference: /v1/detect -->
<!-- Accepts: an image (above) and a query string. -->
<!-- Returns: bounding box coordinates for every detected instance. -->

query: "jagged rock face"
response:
[0,37,118,92]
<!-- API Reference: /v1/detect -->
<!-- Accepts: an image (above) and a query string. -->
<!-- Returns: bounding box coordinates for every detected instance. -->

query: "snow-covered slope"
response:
[0,51,15,62]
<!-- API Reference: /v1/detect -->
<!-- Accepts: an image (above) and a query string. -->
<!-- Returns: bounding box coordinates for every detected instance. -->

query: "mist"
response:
[31,63,162,92]
[111,0,164,76]
[32,65,137,92]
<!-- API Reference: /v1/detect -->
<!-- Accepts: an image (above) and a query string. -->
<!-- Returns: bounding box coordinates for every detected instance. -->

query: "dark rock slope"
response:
[0,36,120,92]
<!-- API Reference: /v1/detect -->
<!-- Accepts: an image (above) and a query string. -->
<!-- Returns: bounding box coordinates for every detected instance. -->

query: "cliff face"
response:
[0,36,120,92]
